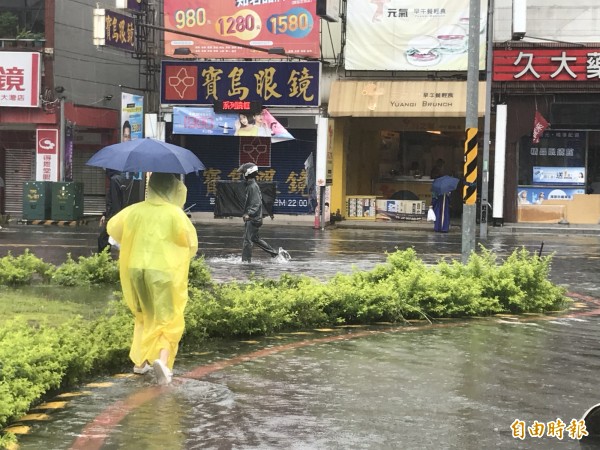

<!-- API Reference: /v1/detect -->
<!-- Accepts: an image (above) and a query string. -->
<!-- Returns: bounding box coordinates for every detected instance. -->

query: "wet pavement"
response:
[2,220,600,449]
[1,220,599,296]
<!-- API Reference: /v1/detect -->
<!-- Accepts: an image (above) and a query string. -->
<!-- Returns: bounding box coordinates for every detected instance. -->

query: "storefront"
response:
[160,60,321,216]
[0,105,118,219]
[327,79,485,221]
[493,44,600,224]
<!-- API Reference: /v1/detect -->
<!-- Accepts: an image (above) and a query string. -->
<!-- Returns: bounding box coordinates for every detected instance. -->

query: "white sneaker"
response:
[153,359,172,385]
[278,247,291,261]
[133,362,152,375]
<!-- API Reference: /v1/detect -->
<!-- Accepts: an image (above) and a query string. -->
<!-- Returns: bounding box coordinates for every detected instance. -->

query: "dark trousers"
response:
[98,224,110,253]
[242,220,278,262]
[432,194,451,233]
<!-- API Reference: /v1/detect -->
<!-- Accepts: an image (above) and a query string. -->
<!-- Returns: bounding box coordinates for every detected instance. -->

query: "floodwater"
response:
[14,314,600,449]
[3,224,600,449]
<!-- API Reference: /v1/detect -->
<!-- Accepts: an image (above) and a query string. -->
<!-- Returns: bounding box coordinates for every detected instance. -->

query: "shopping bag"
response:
[427,206,436,222]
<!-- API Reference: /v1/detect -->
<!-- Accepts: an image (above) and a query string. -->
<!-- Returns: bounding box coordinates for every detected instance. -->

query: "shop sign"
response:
[328,80,485,117]
[493,48,600,81]
[164,0,319,59]
[344,0,488,71]
[104,9,135,51]
[161,61,320,107]
[36,128,59,182]
[0,52,40,108]
[213,100,262,115]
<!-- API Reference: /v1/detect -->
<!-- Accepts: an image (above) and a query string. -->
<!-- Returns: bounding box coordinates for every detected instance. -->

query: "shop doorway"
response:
[345,117,467,219]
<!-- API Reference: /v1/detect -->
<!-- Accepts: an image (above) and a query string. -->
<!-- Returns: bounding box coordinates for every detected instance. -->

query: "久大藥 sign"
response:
[494,48,600,81]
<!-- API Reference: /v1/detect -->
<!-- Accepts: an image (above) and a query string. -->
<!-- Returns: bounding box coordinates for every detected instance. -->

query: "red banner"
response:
[493,48,600,82]
[532,111,550,144]
[164,0,319,59]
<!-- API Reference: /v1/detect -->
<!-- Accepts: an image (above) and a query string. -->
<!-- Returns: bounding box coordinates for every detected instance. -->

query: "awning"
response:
[327,80,486,118]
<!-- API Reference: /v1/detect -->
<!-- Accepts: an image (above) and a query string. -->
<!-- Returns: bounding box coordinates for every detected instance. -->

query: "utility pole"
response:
[461,0,481,263]
[480,0,494,239]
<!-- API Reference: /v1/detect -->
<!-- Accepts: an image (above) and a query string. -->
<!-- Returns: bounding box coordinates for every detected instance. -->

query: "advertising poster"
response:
[121,93,144,142]
[0,52,41,107]
[532,166,586,185]
[517,186,585,205]
[345,0,488,71]
[173,107,294,143]
[164,0,319,59]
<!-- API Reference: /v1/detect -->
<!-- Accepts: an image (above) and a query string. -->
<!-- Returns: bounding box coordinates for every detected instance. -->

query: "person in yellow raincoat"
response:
[107,172,198,385]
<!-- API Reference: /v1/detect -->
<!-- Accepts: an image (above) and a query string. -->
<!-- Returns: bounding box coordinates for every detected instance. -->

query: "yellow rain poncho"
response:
[107,173,198,369]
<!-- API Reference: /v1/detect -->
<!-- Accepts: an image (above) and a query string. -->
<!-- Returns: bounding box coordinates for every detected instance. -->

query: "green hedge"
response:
[0,246,569,447]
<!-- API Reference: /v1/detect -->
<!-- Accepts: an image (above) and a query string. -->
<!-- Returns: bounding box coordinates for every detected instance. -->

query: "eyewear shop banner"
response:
[344,0,488,71]
[161,61,320,107]
[163,0,319,59]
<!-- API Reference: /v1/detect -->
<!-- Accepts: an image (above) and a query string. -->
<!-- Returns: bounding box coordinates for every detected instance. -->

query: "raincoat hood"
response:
[147,173,187,209]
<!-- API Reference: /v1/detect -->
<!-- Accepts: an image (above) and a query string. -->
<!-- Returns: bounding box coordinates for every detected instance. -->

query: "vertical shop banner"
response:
[345,0,487,71]
[36,129,60,182]
[172,107,295,142]
[121,93,144,141]
[163,0,319,59]
[161,61,320,107]
[65,125,74,181]
[0,52,40,107]
[104,9,136,52]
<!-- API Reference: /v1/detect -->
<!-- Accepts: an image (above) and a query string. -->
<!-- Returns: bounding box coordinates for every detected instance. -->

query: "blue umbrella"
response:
[86,138,205,174]
[432,175,460,196]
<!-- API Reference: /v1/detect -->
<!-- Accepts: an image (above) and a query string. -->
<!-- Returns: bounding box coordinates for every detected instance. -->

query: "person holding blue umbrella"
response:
[431,174,459,233]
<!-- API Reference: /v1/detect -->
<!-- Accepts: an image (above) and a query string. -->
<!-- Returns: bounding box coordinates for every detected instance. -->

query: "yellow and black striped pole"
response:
[463,128,478,205]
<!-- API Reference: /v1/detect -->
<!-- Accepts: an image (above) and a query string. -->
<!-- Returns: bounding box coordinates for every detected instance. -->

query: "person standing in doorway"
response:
[107,172,198,385]
[239,163,290,262]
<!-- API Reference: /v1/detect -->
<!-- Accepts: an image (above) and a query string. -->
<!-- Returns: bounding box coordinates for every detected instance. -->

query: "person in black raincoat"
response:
[97,169,131,253]
[239,163,290,263]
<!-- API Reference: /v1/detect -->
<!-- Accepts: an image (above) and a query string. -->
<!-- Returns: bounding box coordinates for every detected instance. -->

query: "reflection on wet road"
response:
[15,314,600,450]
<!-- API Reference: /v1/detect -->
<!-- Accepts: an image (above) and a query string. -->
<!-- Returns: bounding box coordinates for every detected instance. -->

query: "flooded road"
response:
[14,315,600,450]
[3,223,600,449]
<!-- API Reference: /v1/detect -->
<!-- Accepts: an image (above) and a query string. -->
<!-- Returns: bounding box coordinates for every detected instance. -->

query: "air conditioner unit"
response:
[317,0,340,22]
[512,0,527,40]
